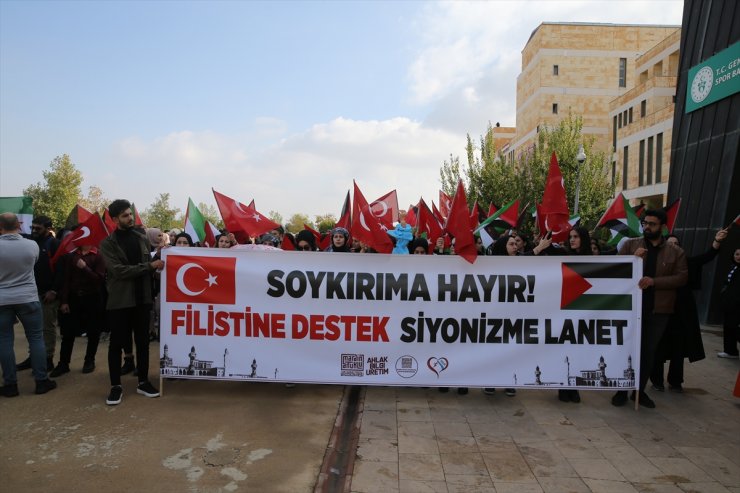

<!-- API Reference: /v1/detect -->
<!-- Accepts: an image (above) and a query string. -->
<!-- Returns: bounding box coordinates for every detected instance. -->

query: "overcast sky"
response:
[0,1,683,223]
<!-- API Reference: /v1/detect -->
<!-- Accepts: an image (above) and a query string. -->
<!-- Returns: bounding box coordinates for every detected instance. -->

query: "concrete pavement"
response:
[350,328,740,493]
[1,326,739,492]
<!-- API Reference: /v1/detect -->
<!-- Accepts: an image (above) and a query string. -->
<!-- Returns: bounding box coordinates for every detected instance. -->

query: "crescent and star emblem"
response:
[175,262,218,297]
[359,210,371,232]
[73,226,91,242]
[370,200,388,219]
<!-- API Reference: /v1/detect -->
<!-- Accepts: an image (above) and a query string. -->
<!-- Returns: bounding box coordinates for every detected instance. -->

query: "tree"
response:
[23,154,84,230]
[142,193,180,230]
[314,213,337,233]
[268,210,283,226]
[79,185,109,214]
[440,114,613,231]
[198,202,223,229]
[285,213,313,233]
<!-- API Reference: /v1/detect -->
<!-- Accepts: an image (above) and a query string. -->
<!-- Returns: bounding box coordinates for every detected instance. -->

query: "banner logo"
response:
[341,353,364,376]
[561,262,632,310]
[395,356,418,378]
[427,357,449,377]
[167,255,237,304]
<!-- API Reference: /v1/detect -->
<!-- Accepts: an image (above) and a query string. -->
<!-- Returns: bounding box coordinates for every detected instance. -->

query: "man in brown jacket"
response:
[612,208,688,408]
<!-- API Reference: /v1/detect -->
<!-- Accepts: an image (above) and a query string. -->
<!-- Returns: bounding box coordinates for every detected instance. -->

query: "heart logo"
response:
[427,357,449,378]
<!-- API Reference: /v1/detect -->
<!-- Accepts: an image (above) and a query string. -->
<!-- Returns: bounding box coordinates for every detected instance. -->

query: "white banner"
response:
[160,247,642,390]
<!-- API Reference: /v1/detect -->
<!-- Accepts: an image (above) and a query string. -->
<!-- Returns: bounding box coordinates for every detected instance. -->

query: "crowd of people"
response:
[1,199,738,409]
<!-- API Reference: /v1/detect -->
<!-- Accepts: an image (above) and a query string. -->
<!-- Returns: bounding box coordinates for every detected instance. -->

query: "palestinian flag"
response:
[474,199,519,234]
[597,194,642,246]
[0,196,34,234]
[663,198,681,235]
[131,203,144,227]
[102,208,117,232]
[184,198,220,246]
[561,261,633,310]
[65,204,94,230]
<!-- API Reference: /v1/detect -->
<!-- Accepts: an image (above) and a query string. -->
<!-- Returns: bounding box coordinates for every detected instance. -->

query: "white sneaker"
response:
[717,352,739,359]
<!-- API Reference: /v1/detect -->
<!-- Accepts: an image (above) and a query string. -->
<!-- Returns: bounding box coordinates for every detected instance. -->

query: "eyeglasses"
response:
[641,220,660,227]
[298,244,312,251]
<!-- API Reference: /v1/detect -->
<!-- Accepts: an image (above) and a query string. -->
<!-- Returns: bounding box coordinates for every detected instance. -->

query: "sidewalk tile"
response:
[398,434,439,455]
[518,441,578,478]
[433,421,472,438]
[583,479,639,492]
[674,446,740,485]
[554,438,604,459]
[493,481,544,492]
[445,474,495,493]
[351,460,399,493]
[475,434,515,452]
[481,449,537,483]
[567,458,626,481]
[397,406,432,422]
[676,482,734,492]
[632,484,683,492]
[581,426,630,445]
[537,476,592,492]
[356,438,398,462]
[648,457,715,483]
[598,444,666,483]
[440,452,488,476]
[437,435,479,454]
[399,479,448,492]
[399,420,435,437]
[399,453,445,482]
[624,437,683,458]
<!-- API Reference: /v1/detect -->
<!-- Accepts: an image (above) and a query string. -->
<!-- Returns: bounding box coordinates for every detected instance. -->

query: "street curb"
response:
[314,385,366,493]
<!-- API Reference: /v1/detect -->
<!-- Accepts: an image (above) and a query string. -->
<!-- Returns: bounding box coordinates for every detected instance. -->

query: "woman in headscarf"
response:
[325,227,350,252]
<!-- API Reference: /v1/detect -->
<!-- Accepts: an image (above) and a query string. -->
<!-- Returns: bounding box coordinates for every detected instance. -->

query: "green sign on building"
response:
[685,41,740,113]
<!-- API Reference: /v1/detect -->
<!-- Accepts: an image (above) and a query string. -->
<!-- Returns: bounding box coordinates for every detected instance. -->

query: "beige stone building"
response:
[609,28,681,207]
[500,22,679,186]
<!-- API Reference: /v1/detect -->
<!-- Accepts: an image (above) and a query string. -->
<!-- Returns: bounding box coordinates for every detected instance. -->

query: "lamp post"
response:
[574,144,586,215]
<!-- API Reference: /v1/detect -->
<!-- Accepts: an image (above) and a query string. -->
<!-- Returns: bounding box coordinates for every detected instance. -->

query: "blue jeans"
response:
[0,302,47,384]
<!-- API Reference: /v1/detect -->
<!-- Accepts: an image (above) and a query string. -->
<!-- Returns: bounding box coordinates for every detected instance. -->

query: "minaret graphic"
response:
[223,348,228,372]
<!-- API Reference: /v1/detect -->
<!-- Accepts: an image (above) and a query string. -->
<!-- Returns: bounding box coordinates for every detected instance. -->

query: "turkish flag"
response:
[538,152,571,243]
[405,203,417,228]
[416,198,443,244]
[444,180,477,264]
[166,255,237,304]
[212,189,281,243]
[370,190,399,230]
[540,152,569,216]
[439,190,452,221]
[351,181,393,254]
[431,201,445,225]
[51,213,110,267]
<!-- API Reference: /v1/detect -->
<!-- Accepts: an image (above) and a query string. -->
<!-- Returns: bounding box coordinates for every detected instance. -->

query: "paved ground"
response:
[350,329,740,493]
[0,329,344,493]
[1,327,739,493]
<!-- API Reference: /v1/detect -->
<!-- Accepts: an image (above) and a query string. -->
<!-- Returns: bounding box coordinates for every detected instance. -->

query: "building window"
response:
[552,103,558,114]
[623,146,629,190]
[618,113,622,128]
[639,140,645,186]
[656,133,663,182]
[612,160,617,189]
[623,110,628,126]
[629,107,633,123]
[619,58,627,87]
[641,100,647,117]
[612,116,617,151]
[553,65,559,75]
[647,136,654,185]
